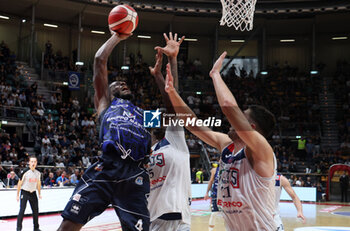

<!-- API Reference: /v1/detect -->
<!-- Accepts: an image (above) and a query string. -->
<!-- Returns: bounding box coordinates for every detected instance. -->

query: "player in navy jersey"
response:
[58,33,151,231]
[204,166,220,231]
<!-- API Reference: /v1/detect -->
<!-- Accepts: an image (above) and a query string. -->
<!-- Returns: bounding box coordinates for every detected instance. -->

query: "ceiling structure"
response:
[0,0,349,37]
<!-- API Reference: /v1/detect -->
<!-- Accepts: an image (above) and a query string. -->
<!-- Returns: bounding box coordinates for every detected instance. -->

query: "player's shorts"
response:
[150,218,190,231]
[211,197,219,212]
[274,214,284,231]
[61,154,150,231]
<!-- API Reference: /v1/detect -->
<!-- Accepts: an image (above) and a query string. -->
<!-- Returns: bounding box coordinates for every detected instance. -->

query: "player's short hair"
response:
[29,155,37,160]
[248,105,276,138]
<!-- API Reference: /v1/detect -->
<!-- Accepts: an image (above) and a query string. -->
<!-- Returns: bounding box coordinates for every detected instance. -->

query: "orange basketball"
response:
[108,5,138,34]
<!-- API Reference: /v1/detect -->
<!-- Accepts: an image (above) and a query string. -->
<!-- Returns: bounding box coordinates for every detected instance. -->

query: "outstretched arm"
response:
[281,175,306,223]
[209,52,274,177]
[165,64,232,151]
[155,32,185,90]
[150,32,185,112]
[93,33,131,116]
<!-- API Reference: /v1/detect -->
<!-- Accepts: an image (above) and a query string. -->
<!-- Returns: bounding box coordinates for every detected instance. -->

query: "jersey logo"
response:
[70,203,81,215]
[149,153,165,167]
[135,176,143,185]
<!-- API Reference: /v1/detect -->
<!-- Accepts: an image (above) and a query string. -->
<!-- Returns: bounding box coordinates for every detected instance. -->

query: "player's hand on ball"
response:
[116,32,133,41]
[165,63,175,93]
[155,32,185,58]
[210,51,227,78]
[149,49,163,77]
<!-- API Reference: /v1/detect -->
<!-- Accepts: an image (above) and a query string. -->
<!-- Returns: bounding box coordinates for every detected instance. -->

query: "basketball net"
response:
[220,0,257,31]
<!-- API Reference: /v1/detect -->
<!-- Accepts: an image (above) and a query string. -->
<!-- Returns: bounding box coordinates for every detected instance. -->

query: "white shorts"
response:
[274,214,284,231]
[150,219,190,231]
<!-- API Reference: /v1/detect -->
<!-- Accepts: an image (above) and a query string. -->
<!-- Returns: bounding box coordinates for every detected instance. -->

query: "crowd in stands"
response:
[0,41,348,203]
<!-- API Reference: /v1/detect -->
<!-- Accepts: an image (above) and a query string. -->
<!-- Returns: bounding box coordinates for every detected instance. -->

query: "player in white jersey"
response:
[148,32,191,231]
[274,173,306,231]
[165,51,277,230]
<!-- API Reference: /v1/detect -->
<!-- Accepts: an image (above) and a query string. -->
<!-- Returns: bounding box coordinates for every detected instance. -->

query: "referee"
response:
[16,155,42,231]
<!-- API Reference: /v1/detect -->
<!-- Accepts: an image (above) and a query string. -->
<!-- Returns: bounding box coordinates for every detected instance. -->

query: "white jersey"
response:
[148,125,191,225]
[274,174,284,231]
[218,143,276,231]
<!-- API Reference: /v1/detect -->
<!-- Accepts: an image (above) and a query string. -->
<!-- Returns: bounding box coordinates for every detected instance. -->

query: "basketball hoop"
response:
[220,0,257,31]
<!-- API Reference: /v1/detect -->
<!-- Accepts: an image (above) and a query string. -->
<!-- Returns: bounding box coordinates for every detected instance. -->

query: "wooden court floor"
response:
[1,200,349,231]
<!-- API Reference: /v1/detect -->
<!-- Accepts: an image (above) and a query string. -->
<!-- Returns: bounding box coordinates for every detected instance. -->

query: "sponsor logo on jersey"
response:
[135,176,143,185]
[217,199,243,208]
[150,176,166,186]
[72,193,81,202]
[144,109,161,128]
[29,178,38,183]
[70,203,81,215]
[149,153,165,167]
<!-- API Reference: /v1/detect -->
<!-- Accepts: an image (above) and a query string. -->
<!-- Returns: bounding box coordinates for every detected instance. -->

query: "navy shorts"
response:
[211,197,219,212]
[61,155,150,231]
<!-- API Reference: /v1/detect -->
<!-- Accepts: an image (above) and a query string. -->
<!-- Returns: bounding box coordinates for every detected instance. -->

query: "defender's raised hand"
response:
[149,49,163,77]
[155,32,185,58]
[209,51,227,78]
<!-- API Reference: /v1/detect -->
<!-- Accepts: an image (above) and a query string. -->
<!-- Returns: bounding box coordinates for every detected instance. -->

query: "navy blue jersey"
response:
[211,167,220,198]
[99,98,151,161]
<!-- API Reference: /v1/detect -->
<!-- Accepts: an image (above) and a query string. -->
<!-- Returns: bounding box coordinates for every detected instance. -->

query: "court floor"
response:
[1,200,349,231]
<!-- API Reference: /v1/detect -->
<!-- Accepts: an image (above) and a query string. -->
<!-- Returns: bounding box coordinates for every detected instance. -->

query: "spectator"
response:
[196,168,204,184]
[69,169,80,185]
[56,171,69,186]
[44,172,56,187]
[340,171,349,202]
[6,170,19,188]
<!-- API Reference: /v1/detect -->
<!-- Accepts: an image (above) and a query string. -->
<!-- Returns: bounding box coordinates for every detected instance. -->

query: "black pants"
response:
[341,186,348,202]
[17,190,39,230]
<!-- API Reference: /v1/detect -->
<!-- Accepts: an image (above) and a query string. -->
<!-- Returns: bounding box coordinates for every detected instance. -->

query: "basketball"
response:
[108,5,138,34]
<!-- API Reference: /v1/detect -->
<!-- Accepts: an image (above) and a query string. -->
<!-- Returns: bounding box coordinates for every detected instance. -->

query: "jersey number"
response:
[229,167,239,188]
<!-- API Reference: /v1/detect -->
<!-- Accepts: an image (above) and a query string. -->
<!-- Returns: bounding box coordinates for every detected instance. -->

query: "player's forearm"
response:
[293,197,303,214]
[168,57,179,90]
[167,90,197,124]
[17,181,22,196]
[154,73,175,114]
[94,35,121,63]
[211,74,253,137]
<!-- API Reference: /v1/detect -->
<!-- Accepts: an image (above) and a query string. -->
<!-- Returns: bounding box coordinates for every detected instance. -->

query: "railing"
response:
[0,106,38,141]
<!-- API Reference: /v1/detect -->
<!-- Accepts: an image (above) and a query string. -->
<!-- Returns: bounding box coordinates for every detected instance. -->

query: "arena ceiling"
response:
[0,0,349,36]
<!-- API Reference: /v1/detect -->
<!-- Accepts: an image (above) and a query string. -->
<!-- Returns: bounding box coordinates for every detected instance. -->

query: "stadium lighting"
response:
[91,30,105,34]
[75,62,84,66]
[196,92,202,95]
[260,71,268,75]
[1,120,8,124]
[184,38,198,42]
[137,35,151,39]
[44,23,58,28]
[121,66,129,70]
[296,136,301,139]
[332,36,348,40]
[280,39,295,42]
[62,82,68,85]
[22,19,26,23]
[310,70,318,75]
[0,15,10,20]
[231,40,245,43]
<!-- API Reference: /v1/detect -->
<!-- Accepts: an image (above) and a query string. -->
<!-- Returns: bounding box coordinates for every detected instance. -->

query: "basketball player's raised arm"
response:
[281,175,306,223]
[209,52,274,174]
[150,33,184,113]
[93,33,131,115]
[165,64,232,151]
